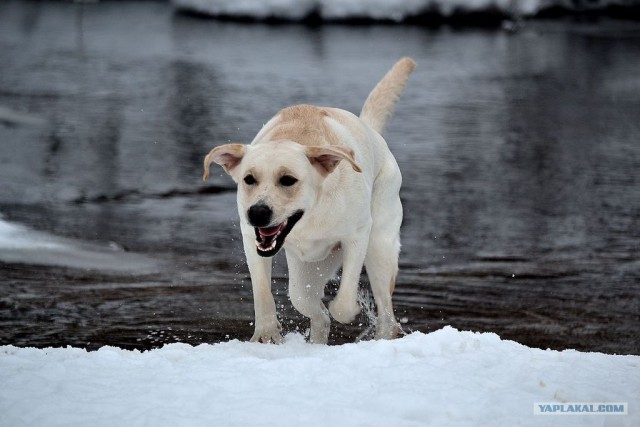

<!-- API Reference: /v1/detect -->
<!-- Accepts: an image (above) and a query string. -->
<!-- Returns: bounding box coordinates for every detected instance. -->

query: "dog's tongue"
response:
[259,224,283,238]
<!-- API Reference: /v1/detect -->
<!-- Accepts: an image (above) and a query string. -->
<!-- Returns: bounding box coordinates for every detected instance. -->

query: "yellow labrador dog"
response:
[203,57,415,344]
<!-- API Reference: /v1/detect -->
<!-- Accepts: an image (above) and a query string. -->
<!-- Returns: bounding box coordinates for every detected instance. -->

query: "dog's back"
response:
[257,104,341,147]
[252,57,415,150]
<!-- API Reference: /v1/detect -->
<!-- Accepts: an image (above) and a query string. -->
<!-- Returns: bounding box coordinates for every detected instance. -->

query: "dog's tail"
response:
[360,57,416,135]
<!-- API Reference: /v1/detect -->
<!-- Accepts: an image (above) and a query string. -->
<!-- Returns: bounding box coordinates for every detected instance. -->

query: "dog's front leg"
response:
[242,230,283,344]
[286,251,341,344]
[329,234,369,324]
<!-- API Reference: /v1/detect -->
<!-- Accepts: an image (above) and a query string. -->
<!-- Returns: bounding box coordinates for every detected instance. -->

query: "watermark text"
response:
[534,402,627,415]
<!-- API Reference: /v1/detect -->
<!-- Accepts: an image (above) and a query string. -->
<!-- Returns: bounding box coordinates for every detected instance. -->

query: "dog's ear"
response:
[203,144,246,180]
[306,146,362,176]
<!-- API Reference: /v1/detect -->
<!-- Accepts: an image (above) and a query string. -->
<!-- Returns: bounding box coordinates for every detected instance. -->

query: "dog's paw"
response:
[250,319,284,344]
[329,297,361,324]
[374,317,403,340]
[250,330,284,344]
[308,318,330,344]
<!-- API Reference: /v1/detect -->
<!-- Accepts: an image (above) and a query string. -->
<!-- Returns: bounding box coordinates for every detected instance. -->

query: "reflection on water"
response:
[0,0,638,353]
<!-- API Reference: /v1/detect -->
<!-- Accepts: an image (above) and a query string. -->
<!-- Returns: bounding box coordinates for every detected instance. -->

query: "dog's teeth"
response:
[256,238,278,252]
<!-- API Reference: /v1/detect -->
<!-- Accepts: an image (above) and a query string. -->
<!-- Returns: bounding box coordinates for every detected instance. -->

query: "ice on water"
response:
[0,217,158,272]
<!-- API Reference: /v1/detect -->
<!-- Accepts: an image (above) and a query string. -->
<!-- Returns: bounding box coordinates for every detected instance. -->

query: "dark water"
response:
[1,1,639,353]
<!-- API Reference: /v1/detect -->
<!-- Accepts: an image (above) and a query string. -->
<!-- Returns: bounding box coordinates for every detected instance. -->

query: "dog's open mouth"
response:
[254,210,304,257]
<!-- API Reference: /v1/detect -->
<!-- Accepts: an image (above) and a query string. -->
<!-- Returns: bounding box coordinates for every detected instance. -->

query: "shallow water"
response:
[1,0,639,353]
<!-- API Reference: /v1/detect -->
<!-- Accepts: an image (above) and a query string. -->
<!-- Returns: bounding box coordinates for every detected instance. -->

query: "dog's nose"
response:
[247,204,272,227]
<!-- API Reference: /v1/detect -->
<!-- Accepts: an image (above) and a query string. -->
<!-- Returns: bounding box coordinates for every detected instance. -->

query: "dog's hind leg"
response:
[365,167,403,340]
[286,250,341,344]
[365,232,402,340]
[329,232,370,324]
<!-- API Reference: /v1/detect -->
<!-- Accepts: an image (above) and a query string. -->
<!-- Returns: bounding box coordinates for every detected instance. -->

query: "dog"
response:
[203,57,415,344]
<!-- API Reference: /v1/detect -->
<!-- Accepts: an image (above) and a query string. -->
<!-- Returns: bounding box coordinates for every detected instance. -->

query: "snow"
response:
[0,217,158,272]
[1,327,638,427]
[0,218,68,251]
[170,0,629,21]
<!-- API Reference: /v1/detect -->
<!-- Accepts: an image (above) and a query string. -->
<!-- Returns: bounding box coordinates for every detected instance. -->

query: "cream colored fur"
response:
[204,57,415,344]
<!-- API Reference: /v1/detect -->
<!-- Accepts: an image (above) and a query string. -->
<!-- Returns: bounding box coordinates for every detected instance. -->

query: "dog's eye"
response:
[244,174,257,185]
[279,175,298,187]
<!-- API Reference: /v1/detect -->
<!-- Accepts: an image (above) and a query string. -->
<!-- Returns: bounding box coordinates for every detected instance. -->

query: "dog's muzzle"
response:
[248,208,304,257]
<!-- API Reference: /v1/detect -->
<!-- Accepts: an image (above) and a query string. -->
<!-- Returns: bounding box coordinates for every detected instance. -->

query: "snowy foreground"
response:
[1,327,638,427]
[172,0,633,21]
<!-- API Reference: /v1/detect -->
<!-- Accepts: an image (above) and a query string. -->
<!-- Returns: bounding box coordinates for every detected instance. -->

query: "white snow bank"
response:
[171,0,635,21]
[172,0,536,21]
[0,217,68,251]
[0,217,158,272]
[1,327,638,427]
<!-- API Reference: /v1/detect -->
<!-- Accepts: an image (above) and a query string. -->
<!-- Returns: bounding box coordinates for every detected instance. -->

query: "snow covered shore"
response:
[171,0,639,22]
[1,327,638,427]
[0,217,158,272]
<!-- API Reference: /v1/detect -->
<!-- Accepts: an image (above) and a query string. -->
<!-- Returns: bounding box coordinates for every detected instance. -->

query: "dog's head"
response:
[203,140,361,257]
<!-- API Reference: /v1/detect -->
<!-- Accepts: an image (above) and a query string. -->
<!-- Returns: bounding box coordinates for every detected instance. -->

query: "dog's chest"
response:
[284,237,341,263]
